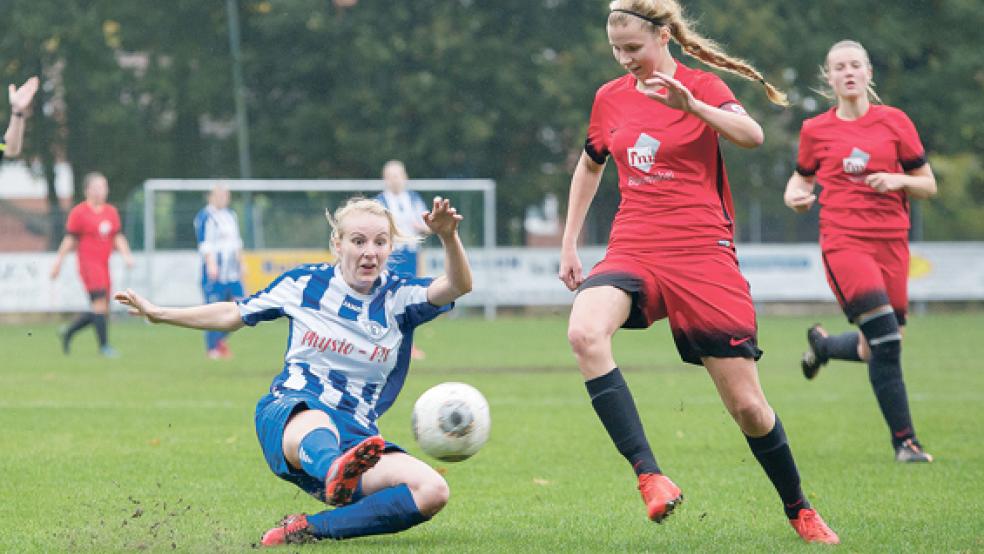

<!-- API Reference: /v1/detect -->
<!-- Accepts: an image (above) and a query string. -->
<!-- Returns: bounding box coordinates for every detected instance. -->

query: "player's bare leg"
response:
[705,356,838,544]
[569,285,681,522]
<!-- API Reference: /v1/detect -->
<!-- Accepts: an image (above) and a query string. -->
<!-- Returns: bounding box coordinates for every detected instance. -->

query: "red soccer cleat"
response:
[260,513,316,547]
[638,473,683,523]
[325,435,386,506]
[789,508,840,544]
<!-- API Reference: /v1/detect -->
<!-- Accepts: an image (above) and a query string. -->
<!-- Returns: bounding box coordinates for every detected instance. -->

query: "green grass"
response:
[2,312,983,552]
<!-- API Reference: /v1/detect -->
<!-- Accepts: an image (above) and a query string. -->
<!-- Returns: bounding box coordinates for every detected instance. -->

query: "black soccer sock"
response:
[820,331,862,362]
[65,312,94,342]
[93,313,108,348]
[745,414,810,519]
[858,308,914,448]
[585,368,661,476]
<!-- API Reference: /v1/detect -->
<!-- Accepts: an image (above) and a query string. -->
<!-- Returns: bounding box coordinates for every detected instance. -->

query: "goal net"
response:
[139,178,496,314]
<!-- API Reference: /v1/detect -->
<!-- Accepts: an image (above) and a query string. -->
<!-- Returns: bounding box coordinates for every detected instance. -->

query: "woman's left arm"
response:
[690,101,764,149]
[866,163,937,200]
[642,72,763,149]
[424,196,473,307]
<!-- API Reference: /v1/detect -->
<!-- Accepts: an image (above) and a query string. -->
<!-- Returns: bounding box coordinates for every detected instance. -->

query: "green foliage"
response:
[922,153,984,239]
[0,0,981,243]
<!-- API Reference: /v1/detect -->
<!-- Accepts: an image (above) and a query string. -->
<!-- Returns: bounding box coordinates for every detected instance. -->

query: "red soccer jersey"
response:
[796,105,927,239]
[65,202,121,273]
[585,63,744,250]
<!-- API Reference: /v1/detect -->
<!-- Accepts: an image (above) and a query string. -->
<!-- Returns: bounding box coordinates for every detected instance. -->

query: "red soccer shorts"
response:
[78,259,111,293]
[820,233,909,325]
[580,245,762,365]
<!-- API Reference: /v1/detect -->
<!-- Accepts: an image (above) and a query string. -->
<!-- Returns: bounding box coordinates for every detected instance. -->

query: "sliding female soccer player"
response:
[558,0,838,544]
[116,196,472,545]
[784,40,937,463]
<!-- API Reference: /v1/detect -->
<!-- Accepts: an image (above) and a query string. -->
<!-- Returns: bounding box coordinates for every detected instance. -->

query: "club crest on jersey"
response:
[842,147,870,175]
[361,318,386,340]
[98,219,113,237]
[627,133,661,173]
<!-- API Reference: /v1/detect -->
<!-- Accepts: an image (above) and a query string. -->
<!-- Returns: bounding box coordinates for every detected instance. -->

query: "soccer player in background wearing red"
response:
[558,0,839,544]
[0,76,39,161]
[784,40,938,463]
[51,172,135,357]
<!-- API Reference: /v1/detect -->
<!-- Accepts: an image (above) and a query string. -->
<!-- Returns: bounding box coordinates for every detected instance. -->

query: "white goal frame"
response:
[142,178,497,317]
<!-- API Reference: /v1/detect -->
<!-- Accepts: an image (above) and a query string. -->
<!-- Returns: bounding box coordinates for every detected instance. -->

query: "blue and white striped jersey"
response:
[194,206,244,284]
[237,264,452,429]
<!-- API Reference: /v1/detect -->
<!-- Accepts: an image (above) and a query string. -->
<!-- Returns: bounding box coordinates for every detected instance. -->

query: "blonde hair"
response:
[324,196,416,257]
[607,0,789,106]
[818,40,882,104]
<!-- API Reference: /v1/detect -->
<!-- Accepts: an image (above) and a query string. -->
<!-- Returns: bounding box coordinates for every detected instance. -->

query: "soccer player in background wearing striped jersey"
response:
[115,196,472,545]
[1,76,39,161]
[194,183,246,359]
[375,159,430,361]
[558,0,838,544]
[784,40,938,464]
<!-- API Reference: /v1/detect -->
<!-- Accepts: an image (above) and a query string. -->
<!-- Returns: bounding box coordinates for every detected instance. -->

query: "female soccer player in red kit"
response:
[785,40,937,463]
[559,1,838,544]
[52,172,135,357]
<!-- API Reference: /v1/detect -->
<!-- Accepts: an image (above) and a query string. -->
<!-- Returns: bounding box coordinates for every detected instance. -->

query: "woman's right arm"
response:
[783,172,817,214]
[115,288,244,332]
[50,235,77,279]
[558,152,605,291]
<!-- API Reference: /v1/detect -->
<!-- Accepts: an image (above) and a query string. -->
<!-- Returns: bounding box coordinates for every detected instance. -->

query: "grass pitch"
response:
[2,312,982,552]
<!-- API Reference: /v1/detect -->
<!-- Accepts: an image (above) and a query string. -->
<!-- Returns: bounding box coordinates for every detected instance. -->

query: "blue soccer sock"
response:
[205,330,225,351]
[298,428,341,481]
[306,484,428,540]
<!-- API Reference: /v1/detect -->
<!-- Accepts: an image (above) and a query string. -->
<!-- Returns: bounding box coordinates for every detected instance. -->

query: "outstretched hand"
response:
[114,288,163,323]
[640,71,698,113]
[9,76,39,113]
[423,196,463,239]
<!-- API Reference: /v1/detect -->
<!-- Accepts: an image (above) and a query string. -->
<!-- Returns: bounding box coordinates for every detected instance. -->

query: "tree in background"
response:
[0,0,980,246]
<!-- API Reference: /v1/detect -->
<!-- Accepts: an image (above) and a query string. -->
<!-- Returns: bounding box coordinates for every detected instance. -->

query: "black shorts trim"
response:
[578,272,648,329]
[88,289,108,302]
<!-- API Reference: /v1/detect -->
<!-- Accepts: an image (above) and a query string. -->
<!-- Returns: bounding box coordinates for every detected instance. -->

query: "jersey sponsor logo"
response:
[301,330,356,355]
[627,133,661,173]
[842,147,870,175]
[98,219,113,238]
[369,345,392,363]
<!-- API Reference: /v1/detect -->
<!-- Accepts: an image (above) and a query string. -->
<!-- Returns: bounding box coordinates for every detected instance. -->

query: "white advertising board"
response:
[1,243,982,312]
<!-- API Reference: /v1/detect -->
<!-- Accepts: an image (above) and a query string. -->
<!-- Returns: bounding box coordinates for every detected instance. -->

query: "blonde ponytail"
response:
[608,0,789,106]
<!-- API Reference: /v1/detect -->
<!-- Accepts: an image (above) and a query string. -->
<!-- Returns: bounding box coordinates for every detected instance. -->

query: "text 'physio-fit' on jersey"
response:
[237,263,452,429]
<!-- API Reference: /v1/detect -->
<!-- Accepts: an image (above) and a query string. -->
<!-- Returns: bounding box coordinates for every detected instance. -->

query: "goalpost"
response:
[141,178,497,317]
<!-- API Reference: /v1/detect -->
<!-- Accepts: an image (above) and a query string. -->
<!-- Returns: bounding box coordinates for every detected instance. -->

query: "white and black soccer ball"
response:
[411,382,490,462]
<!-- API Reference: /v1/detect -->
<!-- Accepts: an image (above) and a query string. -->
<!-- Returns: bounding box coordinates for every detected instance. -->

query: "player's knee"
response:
[567,323,608,359]
[728,398,772,435]
[859,308,902,365]
[411,473,450,517]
